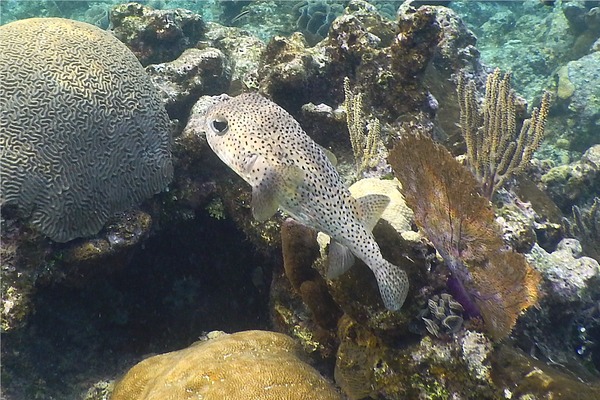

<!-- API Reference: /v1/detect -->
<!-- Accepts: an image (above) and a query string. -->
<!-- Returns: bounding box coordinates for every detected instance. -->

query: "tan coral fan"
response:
[0,18,172,242]
[111,330,342,400]
[390,134,540,340]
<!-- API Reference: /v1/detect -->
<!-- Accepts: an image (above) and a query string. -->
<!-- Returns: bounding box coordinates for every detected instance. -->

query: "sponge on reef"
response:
[0,18,173,242]
[111,330,342,400]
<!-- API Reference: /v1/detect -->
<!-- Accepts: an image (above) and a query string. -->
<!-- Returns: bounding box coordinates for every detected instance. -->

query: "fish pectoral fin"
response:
[251,182,279,221]
[250,164,304,221]
[277,164,305,198]
[326,241,355,279]
[355,194,390,231]
[318,145,338,167]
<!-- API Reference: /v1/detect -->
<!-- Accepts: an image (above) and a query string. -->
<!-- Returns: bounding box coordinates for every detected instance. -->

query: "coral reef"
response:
[110,2,205,66]
[422,3,482,153]
[457,1,577,102]
[0,207,155,332]
[146,47,232,119]
[333,292,597,399]
[258,31,324,110]
[57,210,154,285]
[203,23,265,93]
[528,238,599,304]
[83,381,114,400]
[542,144,600,212]
[0,0,109,26]
[0,17,173,243]
[390,133,540,340]
[426,2,480,74]
[269,270,339,362]
[506,241,600,378]
[318,0,443,127]
[258,0,440,123]
[383,1,441,118]
[491,343,600,399]
[334,315,499,399]
[281,218,342,330]
[562,1,600,38]
[451,0,598,162]
[552,51,600,153]
[216,1,298,43]
[1,209,274,399]
[3,2,600,399]
[458,68,550,199]
[111,330,342,400]
[494,192,539,253]
[0,218,47,332]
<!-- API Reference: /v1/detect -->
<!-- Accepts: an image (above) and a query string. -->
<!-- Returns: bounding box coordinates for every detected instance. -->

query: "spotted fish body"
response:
[204,93,409,310]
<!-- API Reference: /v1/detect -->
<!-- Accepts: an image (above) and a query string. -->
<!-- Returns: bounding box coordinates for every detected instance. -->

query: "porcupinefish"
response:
[204,93,409,310]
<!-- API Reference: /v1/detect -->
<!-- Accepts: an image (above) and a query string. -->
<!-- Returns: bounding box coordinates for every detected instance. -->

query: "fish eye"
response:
[210,117,229,135]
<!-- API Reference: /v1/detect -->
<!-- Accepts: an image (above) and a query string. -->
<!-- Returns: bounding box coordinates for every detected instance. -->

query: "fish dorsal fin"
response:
[318,145,338,167]
[250,156,304,221]
[327,241,355,279]
[355,193,390,231]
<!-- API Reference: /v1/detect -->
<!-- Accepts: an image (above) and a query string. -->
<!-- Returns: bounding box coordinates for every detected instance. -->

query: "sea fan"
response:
[390,133,540,340]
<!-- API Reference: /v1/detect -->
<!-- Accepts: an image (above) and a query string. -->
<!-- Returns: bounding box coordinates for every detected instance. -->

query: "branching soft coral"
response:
[458,68,550,199]
[563,197,600,261]
[390,134,540,340]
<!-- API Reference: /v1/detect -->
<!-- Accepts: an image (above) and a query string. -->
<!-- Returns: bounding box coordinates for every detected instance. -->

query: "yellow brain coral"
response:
[0,18,173,242]
[111,330,342,400]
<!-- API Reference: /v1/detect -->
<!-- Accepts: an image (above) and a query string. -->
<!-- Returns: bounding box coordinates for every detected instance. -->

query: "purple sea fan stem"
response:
[445,265,481,319]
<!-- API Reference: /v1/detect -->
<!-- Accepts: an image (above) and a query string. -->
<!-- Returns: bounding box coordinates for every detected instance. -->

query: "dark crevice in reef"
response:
[1,211,274,399]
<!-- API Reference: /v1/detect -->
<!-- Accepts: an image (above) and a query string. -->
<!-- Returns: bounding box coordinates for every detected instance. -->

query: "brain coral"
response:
[111,330,342,400]
[0,18,173,242]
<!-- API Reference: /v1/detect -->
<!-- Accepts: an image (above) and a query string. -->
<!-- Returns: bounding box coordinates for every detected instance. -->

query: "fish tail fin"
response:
[372,260,409,311]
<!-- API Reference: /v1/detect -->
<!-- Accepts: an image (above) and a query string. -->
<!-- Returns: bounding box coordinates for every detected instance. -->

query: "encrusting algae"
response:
[110,330,341,400]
